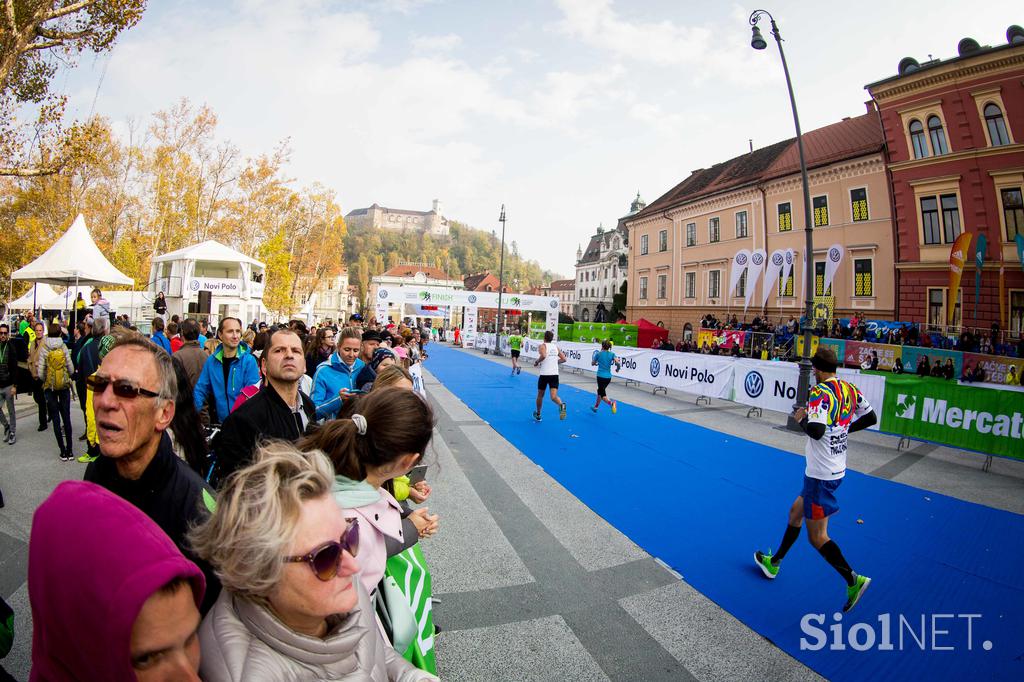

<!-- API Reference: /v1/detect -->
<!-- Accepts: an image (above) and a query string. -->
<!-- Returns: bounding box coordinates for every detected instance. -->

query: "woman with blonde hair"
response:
[190,441,433,681]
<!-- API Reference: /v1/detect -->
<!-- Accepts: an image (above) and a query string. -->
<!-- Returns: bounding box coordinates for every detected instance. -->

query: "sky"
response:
[61,0,1022,277]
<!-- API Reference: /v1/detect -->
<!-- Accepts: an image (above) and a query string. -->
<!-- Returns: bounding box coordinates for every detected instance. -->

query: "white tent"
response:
[12,214,133,287]
[7,284,61,310]
[151,240,263,267]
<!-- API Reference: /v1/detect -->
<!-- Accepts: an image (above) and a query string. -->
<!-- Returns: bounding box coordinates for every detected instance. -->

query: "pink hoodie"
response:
[28,481,205,681]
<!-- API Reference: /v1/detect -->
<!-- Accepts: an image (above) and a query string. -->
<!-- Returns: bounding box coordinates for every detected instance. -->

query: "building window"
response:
[735,211,748,238]
[921,196,941,244]
[850,188,869,222]
[985,103,1011,146]
[812,195,829,227]
[854,258,873,297]
[941,194,961,243]
[658,229,668,252]
[686,222,696,246]
[778,203,792,232]
[909,119,929,159]
[709,217,720,243]
[778,270,794,297]
[928,288,944,328]
[1002,188,1024,241]
[1010,291,1024,335]
[736,270,746,298]
[927,115,948,155]
[640,234,648,255]
[685,272,695,299]
[814,261,832,296]
[657,275,667,299]
[708,270,721,299]
[639,276,648,300]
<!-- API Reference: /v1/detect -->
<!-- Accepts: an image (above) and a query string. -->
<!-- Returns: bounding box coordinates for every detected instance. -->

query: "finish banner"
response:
[882,375,1024,460]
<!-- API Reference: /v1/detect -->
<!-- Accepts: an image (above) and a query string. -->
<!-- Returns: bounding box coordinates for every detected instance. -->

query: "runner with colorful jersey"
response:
[753,346,877,613]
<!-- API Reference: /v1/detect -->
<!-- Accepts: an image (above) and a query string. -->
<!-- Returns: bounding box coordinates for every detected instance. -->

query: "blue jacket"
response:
[311,352,365,420]
[151,331,172,354]
[193,343,260,424]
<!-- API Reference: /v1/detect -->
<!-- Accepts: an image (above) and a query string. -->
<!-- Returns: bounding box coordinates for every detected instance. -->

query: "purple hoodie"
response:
[28,481,205,681]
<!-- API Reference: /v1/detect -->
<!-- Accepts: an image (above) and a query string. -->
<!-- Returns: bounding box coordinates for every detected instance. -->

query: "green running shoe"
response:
[77,454,98,464]
[754,550,779,579]
[843,574,871,613]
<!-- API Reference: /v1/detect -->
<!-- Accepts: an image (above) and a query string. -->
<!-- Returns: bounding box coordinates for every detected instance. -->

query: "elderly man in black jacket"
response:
[84,334,219,612]
[212,328,315,486]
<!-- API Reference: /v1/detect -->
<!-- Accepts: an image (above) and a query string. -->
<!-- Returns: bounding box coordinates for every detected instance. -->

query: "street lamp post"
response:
[749,9,816,428]
[495,204,507,357]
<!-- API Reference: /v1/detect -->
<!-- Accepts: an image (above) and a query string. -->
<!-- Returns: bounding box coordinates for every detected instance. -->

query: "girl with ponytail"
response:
[297,387,439,594]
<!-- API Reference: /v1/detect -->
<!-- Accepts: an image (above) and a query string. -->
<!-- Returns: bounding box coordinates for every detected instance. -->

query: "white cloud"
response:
[411,33,462,53]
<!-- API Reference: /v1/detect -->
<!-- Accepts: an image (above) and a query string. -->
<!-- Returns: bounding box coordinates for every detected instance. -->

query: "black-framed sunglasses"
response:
[85,375,161,399]
[283,518,359,581]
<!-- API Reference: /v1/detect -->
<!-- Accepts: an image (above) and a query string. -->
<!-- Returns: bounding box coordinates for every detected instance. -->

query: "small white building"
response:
[149,241,266,325]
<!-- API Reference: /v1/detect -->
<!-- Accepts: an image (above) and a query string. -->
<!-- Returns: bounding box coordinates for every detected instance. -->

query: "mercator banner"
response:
[882,375,1024,460]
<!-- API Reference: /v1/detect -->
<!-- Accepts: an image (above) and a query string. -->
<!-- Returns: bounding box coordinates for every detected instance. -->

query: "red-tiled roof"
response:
[632,113,884,221]
[381,264,453,280]
[463,272,499,291]
[550,279,576,291]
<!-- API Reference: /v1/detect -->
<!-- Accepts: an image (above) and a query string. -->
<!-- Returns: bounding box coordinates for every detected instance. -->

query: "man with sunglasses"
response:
[84,335,220,613]
[211,329,315,486]
[0,324,19,444]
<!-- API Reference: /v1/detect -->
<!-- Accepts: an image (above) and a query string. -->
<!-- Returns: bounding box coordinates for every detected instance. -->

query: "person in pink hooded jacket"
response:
[28,481,206,681]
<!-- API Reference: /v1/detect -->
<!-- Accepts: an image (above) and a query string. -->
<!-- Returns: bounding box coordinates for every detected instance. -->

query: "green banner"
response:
[385,544,436,674]
[882,375,1024,460]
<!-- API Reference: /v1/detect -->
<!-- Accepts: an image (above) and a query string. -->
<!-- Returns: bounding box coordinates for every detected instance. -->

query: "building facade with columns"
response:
[866,27,1024,339]
[625,113,895,336]
[574,194,644,322]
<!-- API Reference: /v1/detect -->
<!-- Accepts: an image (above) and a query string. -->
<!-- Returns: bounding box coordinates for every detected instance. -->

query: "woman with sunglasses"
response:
[190,441,434,681]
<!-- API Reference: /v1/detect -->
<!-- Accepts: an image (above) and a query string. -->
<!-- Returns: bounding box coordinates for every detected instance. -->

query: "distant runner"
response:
[508,330,523,376]
[533,330,566,422]
[753,346,877,612]
[591,340,620,414]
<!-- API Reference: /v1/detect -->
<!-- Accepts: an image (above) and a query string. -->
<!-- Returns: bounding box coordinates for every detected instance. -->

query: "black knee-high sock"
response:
[772,525,802,564]
[818,540,856,586]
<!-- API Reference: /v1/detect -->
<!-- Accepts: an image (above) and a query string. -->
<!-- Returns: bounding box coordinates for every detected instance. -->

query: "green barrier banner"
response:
[882,375,1024,460]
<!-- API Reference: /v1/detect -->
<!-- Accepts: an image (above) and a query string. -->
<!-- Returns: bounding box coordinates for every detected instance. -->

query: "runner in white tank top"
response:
[532,330,567,421]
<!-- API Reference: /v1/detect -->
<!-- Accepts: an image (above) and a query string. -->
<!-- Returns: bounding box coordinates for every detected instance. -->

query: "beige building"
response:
[549,279,577,317]
[626,112,896,335]
[293,271,359,323]
[345,199,450,237]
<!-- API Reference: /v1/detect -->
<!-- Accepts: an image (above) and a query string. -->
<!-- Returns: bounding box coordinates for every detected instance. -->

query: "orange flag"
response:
[947,232,972,326]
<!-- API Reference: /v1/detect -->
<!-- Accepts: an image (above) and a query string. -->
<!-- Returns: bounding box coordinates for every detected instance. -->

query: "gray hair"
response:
[188,441,336,600]
[108,334,177,404]
[93,317,110,335]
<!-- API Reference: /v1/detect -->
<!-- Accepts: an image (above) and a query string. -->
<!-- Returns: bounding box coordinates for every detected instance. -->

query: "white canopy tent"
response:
[11,214,134,287]
[7,284,60,310]
[9,214,134,320]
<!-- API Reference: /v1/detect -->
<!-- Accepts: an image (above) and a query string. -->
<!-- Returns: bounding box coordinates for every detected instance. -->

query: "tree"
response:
[1,0,147,176]
[258,229,292,318]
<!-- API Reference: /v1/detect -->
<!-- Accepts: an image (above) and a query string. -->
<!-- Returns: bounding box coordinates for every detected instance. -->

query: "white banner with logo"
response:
[744,249,766,313]
[731,359,880,430]
[520,341,733,399]
[729,249,751,298]
[762,249,786,308]
[463,306,478,347]
[823,243,844,296]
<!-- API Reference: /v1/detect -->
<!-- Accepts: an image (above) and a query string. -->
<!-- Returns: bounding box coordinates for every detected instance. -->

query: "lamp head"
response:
[751,24,767,50]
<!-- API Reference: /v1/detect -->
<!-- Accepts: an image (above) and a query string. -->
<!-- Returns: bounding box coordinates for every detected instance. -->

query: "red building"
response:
[866,27,1024,342]
[463,271,514,329]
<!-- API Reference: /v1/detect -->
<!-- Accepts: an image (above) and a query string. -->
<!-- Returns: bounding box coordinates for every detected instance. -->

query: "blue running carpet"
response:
[425,344,1024,681]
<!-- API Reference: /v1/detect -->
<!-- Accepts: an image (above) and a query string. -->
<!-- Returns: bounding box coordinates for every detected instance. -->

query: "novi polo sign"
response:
[189,278,240,293]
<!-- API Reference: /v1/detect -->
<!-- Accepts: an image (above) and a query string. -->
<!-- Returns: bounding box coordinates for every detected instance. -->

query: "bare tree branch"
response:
[0,165,60,177]
[23,39,64,52]
[3,0,16,35]
[36,25,94,41]
[44,0,97,22]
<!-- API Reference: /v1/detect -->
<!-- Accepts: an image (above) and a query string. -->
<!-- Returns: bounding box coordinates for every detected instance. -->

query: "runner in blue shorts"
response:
[753,346,877,612]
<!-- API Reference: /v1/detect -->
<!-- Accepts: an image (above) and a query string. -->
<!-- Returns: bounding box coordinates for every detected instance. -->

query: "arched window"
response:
[927,116,948,155]
[985,103,1011,146]
[909,119,929,159]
